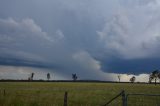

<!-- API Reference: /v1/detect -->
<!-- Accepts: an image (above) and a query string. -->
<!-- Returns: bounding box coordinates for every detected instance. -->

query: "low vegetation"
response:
[0,82,160,106]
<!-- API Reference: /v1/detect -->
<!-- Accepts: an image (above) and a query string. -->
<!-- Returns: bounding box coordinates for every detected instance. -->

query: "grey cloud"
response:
[0,18,112,80]
[0,18,53,62]
[97,0,160,59]
[0,0,160,81]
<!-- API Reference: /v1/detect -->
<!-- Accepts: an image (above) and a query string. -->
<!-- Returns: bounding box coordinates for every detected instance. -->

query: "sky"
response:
[0,0,160,82]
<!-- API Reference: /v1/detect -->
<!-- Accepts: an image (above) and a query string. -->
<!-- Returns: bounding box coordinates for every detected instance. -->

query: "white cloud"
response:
[119,73,149,82]
[73,51,101,71]
[71,51,116,81]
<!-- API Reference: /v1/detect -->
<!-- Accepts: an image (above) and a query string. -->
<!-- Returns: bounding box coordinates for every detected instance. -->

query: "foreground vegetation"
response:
[0,82,160,106]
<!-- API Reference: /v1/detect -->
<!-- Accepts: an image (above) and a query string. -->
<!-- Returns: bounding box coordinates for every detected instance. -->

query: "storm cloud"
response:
[0,0,160,81]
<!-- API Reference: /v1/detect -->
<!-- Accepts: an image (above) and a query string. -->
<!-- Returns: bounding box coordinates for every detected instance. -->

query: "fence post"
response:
[3,89,6,96]
[122,90,127,106]
[64,91,68,106]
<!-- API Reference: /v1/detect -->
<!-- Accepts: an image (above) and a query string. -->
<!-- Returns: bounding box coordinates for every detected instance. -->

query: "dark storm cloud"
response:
[100,57,160,74]
[0,0,160,81]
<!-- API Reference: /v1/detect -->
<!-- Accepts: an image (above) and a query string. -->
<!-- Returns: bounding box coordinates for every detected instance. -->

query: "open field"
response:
[0,82,160,106]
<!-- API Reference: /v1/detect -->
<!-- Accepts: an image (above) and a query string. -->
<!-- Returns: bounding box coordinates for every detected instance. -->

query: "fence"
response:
[0,89,68,106]
[102,90,160,106]
[1,88,160,106]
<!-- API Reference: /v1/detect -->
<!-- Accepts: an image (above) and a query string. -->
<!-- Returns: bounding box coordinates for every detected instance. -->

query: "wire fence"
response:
[126,93,160,106]
[0,86,160,106]
[102,91,160,106]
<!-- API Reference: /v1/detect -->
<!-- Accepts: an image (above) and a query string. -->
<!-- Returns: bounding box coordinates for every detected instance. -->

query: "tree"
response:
[117,74,121,82]
[31,72,34,80]
[149,75,154,83]
[149,70,159,85]
[130,76,136,83]
[47,73,51,81]
[72,74,78,81]
[28,73,34,81]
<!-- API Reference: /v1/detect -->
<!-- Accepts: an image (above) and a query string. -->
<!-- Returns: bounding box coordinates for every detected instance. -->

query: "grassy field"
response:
[0,82,160,106]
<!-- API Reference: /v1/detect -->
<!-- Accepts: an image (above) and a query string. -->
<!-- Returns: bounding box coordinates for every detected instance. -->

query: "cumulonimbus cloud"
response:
[0,0,159,81]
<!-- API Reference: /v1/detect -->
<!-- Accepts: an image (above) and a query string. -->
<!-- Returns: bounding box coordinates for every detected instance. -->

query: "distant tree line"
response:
[27,73,79,81]
[117,75,136,83]
[117,70,160,85]
[1,70,160,84]
[28,73,51,81]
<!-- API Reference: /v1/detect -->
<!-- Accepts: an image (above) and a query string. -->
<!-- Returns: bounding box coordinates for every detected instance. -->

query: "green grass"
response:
[0,82,160,106]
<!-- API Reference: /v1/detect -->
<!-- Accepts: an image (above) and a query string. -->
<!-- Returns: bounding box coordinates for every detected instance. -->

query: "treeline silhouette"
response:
[0,70,160,85]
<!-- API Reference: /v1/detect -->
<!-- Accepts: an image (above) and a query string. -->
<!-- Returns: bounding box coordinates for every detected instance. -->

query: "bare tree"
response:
[130,76,136,83]
[117,74,121,82]
[47,73,51,81]
[72,74,78,81]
